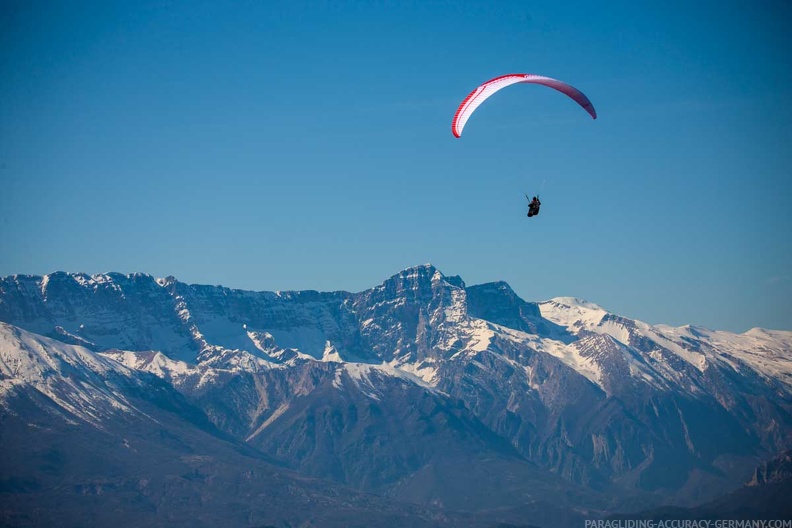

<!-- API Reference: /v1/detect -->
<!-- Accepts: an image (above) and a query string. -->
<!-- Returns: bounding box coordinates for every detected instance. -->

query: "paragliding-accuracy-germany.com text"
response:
[584,520,792,528]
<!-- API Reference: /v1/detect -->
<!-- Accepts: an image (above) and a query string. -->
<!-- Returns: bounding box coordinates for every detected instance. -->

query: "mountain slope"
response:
[0,322,467,528]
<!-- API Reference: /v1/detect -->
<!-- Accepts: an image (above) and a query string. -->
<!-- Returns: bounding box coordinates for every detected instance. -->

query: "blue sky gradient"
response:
[2,0,791,332]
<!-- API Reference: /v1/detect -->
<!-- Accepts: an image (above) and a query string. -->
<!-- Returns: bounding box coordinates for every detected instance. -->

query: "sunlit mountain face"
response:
[2,265,791,527]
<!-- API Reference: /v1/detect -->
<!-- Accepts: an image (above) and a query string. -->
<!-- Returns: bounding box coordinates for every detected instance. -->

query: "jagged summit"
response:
[156,275,178,287]
[381,263,453,293]
[396,262,440,275]
[470,280,515,293]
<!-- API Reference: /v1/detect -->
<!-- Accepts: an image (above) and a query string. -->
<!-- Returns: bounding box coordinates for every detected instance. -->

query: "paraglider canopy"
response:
[451,74,596,138]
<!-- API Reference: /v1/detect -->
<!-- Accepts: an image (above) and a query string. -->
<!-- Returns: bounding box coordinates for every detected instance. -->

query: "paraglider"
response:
[451,74,597,138]
[451,73,597,220]
[526,195,541,217]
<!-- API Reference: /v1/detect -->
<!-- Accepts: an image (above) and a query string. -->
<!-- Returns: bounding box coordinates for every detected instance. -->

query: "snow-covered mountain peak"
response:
[533,296,792,392]
[546,296,607,311]
[366,264,466,317]
[386,263,449,290]
[400,262,440,276]
[156,275,178,287]
[539,297,609,328]
[744,327,792,341]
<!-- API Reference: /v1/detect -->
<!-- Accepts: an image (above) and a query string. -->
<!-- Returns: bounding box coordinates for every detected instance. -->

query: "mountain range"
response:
[2,264,791,527]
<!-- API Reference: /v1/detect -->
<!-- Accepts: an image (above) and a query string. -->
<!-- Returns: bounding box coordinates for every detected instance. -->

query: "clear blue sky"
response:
[2,0,790,332]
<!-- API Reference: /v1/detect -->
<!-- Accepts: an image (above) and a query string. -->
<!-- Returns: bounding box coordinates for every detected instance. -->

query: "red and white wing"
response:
[451,74,597,138]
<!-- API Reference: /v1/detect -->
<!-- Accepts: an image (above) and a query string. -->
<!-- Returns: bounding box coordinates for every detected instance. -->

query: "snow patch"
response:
[321,341,343,363]
[342,363,382,400]
[246,403,290,441]
[384,359,439,387]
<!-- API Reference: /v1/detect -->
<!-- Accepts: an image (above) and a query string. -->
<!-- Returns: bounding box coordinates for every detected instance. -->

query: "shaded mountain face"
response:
[2,264,792,524]
[0,323,452,528]
[746,449,792,487]
[608,450,792,522]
